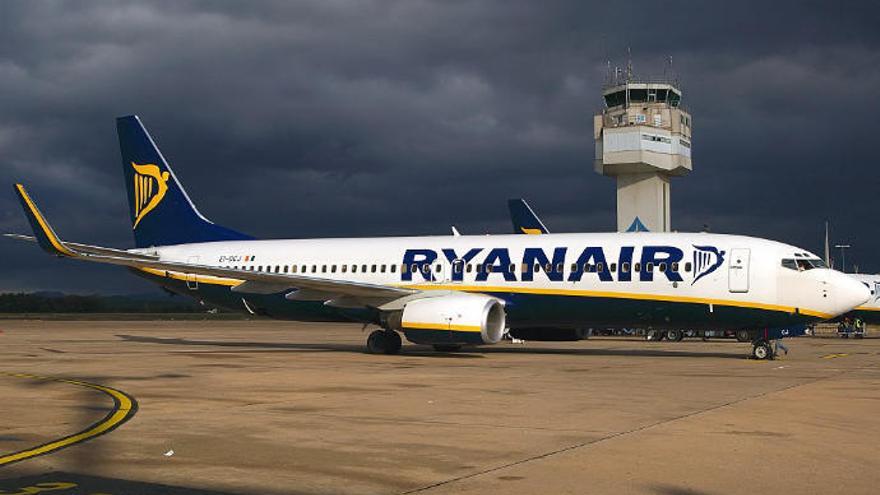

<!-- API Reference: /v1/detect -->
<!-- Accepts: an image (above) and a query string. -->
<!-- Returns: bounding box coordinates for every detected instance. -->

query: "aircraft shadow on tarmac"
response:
[116,334,746,360]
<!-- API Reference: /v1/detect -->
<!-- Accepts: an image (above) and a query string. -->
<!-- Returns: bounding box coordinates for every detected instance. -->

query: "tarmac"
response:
[0,319,878,495]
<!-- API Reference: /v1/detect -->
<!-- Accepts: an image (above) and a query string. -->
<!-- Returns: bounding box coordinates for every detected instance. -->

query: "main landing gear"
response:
[366,329,402,355]
[751,339,774,360]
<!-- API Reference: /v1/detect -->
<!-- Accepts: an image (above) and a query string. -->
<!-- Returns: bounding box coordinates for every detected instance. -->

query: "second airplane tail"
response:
[117,115,252,248]
[507,198,549,235]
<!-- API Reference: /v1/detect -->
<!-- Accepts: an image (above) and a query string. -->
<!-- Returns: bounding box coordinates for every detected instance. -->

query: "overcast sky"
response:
[1,1,879,294]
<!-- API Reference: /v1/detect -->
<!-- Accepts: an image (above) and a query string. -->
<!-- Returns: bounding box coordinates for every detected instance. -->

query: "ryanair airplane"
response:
[7,116,870,360]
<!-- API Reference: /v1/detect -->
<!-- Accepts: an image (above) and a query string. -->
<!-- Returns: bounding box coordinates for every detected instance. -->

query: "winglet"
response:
[13,184,76,257]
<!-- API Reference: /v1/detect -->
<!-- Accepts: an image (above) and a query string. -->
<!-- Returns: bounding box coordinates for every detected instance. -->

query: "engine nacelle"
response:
[386,293,506,345]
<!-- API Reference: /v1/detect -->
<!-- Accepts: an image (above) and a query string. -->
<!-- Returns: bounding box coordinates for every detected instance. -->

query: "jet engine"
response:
[384,293,506,345]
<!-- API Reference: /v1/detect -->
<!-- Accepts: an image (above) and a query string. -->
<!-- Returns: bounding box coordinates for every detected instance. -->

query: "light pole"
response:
[834,244,851,273]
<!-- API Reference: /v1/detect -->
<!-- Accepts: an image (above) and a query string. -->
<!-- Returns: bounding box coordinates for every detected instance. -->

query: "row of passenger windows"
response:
[228,261,695,276]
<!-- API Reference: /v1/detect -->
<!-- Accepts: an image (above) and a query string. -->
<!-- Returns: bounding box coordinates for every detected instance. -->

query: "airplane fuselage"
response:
[135,232,852,331]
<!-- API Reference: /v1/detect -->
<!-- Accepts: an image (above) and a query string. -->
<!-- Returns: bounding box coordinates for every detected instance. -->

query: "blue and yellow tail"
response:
[507,198,549,235]
[117,115,252,247]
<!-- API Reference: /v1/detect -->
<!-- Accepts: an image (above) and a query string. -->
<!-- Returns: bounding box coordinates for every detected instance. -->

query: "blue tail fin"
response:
[117,115,253,247]
[507,198,549,235]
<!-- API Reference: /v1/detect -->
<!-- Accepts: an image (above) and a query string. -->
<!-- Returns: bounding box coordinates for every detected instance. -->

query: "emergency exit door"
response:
[728,248,750,293]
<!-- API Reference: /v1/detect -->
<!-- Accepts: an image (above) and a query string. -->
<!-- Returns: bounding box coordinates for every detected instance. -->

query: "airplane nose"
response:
[828,271,871,316]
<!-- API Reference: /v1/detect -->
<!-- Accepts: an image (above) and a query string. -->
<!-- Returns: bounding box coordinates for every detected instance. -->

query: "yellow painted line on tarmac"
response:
[821,353,850,359]
[0,372,138,467]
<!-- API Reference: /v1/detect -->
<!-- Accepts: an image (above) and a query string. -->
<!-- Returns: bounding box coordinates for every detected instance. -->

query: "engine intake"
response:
[387,293,506,345]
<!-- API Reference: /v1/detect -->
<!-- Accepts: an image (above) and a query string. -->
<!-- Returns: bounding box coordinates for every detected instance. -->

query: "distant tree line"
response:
[0,292,205,313]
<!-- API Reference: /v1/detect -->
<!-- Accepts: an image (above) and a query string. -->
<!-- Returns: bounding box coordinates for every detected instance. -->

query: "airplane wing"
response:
[10,184,415,302]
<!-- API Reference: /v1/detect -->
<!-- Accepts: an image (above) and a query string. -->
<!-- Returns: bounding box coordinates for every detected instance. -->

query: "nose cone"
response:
[828,271,871,316]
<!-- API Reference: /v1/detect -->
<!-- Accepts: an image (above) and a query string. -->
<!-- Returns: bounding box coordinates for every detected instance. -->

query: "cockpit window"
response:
[781,258,826,271]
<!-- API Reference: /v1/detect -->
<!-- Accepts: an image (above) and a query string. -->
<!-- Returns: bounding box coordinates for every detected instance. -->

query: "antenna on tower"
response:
[665,55,675,84]
[625,47,633,82]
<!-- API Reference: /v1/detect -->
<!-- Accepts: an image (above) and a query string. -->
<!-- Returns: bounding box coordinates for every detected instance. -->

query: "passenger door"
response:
[728,248,750,293]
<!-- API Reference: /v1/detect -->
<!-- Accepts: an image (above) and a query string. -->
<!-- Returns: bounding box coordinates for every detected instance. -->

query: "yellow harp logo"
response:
[520,227,543,235]
[131,162,170,229]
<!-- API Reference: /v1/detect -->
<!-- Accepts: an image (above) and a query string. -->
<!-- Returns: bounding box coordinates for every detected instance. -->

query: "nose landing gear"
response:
[751,339,774,360]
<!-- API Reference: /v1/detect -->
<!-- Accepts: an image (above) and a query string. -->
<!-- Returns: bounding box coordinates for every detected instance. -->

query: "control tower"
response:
[594,72,692,232]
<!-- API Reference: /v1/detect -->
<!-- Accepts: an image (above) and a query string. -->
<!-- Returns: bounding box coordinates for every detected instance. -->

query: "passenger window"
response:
[556,263,563,273]
[571,263,578,272]
[331,265,337,273]
[390,264,397,273]
[276,265,281,273]
[371,265,377,273]
[435,264,441,272]
[341,265,347,273]
[352,265,358,273]
[455,263,463,273]
[401,264,408,273]
[645,262,653,273]
[684,262,692,272]
[622,262,630,273]
[362,264,367,272]
[659,262,666,272]
[291,265,297,273]
[486,265,494,273]
[477,264,484,273]
[634,263,641,272]
[258,266,263,272]
[311,265,316,273]
[544,263,552,273]
[322,265,327,273]
[466,264,473,273]
[381,265,387,273]
[610,263,617,272]
[509,263,516,273]
[671,262,678,272]
[597,262,604,272]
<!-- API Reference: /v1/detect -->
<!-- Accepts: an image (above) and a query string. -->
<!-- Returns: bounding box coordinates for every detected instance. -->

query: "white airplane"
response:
[6,116,870,360]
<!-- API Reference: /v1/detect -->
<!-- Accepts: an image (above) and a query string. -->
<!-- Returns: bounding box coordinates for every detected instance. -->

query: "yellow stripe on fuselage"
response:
[137,267,242,286]
[854,305,880,312]
[401,283,834,320]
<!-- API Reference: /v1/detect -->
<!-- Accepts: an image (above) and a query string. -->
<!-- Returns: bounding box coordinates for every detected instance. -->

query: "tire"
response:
[646,329,661,341]
[433,344,462,352]
[366,330,402,354]
[667,329,684,342]
[752,341,773,360]
[735,330,751,343]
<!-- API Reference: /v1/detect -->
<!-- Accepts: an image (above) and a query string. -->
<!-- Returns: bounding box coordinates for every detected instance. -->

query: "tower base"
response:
[616,172,670,232]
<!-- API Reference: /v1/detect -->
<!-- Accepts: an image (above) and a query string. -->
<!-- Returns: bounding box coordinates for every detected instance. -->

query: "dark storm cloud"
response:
[1,0,879,293]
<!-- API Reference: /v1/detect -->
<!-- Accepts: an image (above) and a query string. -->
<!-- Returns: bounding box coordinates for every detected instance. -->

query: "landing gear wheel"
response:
[736,330,751,342]
[646,329,662,341]
[666,329,684,342]
[752,340,774,360]
[367,329,402,355]
[432,344,462,352]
